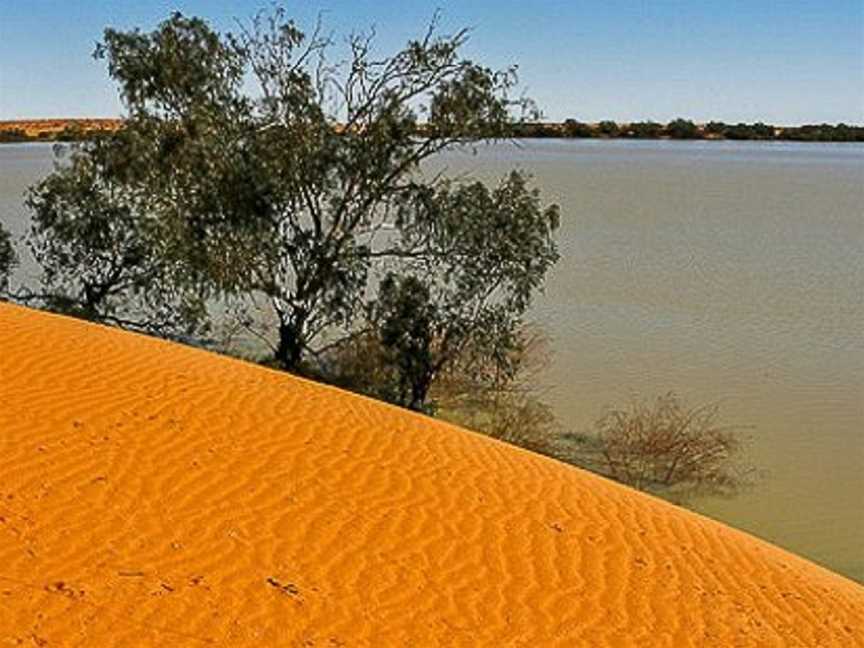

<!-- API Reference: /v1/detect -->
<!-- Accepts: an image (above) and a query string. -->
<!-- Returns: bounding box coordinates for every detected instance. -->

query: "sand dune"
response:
[0,303,861,646]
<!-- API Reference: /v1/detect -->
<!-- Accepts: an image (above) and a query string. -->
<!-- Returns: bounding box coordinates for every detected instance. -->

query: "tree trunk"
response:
[408,372,433,412]
[275,316,305,371]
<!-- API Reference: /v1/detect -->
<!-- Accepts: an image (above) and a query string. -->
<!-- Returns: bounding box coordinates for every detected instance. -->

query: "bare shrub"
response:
[432,328,560,455]
[593,392,754,498]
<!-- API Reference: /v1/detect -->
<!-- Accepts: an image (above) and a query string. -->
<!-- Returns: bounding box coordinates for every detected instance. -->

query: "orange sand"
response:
[1,303,862,646]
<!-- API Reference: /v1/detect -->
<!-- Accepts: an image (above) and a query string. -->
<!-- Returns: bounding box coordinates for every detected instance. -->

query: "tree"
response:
[597,120,619,137]
[9,7,557,399]
[311,322,561,448]
[704,121,727,136]
[369,275,436,409]
[750,122,775,139]
[781,123,864,142]
[368,172,559,411]
[19,136,209,337]
[57,8,545,374]
[592,392,753,498]
[562,119,594,138]
[722,122,774,140]
[0,129,29,143]
[665,118,701,139]
[624,121,663,139]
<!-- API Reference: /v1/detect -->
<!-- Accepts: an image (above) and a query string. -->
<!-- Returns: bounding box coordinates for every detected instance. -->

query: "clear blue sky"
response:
[1,1,862,124]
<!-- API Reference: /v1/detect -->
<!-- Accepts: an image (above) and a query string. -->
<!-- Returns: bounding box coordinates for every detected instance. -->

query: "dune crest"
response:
[1,303,862,646]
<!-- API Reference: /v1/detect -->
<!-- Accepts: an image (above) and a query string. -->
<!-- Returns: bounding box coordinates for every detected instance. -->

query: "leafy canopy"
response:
[10,8,559,412]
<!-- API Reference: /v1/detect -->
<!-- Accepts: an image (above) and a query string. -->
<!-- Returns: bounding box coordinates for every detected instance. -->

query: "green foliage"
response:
[779,123,864,142]
[366,172,559,410]
[665,118,700,139]
[704,121,727,136]
[11,7,555,410]
[95,12,248,120]
[510,123,563,138]
[722,122,774,140]
[373,275,437,410]
[0,129,29,143]
[597,120,620,136]
[502,119,864,142]
[0,224,16,295]
[22,136,209,337]
[562,119,594,138]
[311,171,560,412]
[623,121,664,139]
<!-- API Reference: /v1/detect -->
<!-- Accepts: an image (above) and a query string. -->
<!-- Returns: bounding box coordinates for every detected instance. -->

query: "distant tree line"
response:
[511,118,864,142]
[0,124,95,143]
[0,129,31,143]
[4,118,862,145]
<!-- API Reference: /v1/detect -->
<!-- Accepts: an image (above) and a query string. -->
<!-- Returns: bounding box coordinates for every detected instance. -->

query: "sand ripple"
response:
[1,304,862,646]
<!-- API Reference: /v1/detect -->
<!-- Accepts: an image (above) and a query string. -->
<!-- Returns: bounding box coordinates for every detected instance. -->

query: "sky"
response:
[1,0,862,124]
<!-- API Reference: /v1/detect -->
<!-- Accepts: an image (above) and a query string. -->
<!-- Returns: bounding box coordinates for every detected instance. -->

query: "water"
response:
[2,140,862,582]
[0,144,54,246]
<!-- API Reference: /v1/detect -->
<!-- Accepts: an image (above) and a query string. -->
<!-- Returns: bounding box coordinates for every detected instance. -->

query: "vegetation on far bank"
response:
[516,119,864,142]
[0,120,121,143]
[2,117,862,144]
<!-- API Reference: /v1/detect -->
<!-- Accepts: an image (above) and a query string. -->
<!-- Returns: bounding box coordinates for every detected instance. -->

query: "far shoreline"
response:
[1,117,863,145]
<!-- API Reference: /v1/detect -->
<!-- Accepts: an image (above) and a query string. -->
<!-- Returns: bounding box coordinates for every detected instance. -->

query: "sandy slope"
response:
[0,304,862,647]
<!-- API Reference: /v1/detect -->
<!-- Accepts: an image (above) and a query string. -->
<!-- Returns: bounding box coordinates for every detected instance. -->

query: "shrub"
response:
[593,392,754,498]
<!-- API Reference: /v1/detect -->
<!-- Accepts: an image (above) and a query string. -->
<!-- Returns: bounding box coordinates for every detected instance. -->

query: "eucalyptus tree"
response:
[19,8,559,384]
[217,9,544,371]
[10,12,250,336]
[370,173,559,411]
[20,136,209,336]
